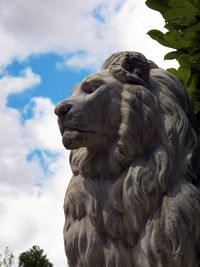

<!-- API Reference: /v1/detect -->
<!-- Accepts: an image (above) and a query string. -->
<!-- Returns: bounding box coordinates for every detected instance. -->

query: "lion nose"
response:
[54,100,72,119]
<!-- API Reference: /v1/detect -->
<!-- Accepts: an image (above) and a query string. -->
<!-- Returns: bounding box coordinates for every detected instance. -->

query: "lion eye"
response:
[82,80,103,94]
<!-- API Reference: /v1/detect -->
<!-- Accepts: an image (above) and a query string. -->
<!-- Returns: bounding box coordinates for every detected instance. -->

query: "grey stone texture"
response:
[55,51,200,267]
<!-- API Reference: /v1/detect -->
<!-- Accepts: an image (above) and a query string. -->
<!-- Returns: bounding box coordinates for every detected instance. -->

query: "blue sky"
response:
[7,53,91,112]
[0,0,178,266]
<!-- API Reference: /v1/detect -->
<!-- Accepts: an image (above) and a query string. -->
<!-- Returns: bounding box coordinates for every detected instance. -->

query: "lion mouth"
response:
[62,126,95,134]
[57,118,96,135]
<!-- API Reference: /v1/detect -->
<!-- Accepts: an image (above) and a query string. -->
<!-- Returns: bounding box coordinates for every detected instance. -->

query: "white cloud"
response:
[0,68,40,104]
[0,69,42,191]
[0,69,71,266]
[0,0,178,70]
[24,97,63,152]
[1,157,70,266]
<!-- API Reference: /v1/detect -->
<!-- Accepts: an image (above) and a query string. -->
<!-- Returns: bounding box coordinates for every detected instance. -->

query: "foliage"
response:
[0,247,14,267]
[18,246,53,267]
[146,0,200,135]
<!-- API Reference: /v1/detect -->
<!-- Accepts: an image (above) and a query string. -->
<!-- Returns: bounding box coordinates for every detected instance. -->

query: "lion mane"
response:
[60,52,200,267]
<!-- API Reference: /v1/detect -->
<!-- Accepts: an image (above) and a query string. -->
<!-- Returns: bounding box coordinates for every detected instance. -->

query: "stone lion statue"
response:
[55,51,200,267]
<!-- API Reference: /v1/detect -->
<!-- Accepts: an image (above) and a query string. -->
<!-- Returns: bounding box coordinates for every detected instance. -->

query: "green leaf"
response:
[164,51,179,60]
[168,66,191,88]
[164,20,184,31]
[181,67,191,87]
[169,0,198,9]
[147,30,171,47]
[177,53,200,69]
[183,31,199,49]
[145,0,170,14]
[163,31,182,49]
[187,73,200,113]
[185,22,200,34]
[162,31,198,49]
[163,0,199,26]
[191,0,200,8]
[187,73,198,94]
[179,66,191,87]
[167,67,181,78]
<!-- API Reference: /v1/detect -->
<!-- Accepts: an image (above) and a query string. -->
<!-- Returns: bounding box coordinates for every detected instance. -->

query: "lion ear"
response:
[148,60,159,69]
[109,52,151,85]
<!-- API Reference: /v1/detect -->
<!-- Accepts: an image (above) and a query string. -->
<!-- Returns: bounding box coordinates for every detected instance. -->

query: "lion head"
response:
[55,51,200,267]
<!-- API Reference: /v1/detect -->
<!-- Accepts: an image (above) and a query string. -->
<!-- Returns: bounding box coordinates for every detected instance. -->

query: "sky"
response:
[0,0,178,266]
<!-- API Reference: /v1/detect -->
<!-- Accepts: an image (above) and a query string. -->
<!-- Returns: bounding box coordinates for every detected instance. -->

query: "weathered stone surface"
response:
[55,51,200,267]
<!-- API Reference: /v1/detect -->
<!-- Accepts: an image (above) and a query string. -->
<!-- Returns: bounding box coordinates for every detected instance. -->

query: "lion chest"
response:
[64,175,138,266]
[64,175,126,235]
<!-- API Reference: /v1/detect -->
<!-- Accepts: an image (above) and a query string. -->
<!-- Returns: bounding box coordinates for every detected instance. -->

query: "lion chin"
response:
[55,51,200,267]
[62,129,91,150]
